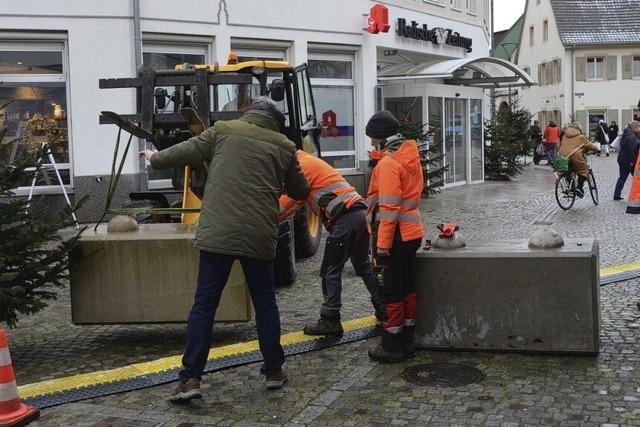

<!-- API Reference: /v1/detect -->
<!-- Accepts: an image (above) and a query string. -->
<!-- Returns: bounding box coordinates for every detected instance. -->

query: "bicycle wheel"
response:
[555,174,576,210]
[588,169,598,205]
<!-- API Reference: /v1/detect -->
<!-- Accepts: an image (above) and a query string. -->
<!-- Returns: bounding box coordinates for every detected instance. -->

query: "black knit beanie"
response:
[247,98,286,132]
[366,111,400,139]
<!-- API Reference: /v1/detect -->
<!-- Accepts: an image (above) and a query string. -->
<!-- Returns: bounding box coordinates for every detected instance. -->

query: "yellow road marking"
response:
[17,259,640,400]
[18,316,377,399]
[600,261,640,277]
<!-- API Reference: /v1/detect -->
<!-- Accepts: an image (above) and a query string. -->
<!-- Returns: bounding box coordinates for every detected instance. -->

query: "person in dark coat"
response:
[609,121,619,151]
[530,120,543,164]
[595,119,609,157]
[141,99,311,401]
[614,121,640,200]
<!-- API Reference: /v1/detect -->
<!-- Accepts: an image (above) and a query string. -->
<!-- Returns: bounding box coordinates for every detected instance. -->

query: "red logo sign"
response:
[366,4,390,34]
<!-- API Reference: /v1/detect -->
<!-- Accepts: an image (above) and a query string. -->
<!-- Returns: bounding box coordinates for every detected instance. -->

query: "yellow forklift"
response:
[69,54,322,324]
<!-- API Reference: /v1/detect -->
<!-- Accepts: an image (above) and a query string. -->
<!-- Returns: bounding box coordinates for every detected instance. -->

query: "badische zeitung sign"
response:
[396,18,473,53]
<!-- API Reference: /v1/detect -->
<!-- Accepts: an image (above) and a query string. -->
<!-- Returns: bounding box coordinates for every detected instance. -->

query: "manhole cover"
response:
[402,363,485,387]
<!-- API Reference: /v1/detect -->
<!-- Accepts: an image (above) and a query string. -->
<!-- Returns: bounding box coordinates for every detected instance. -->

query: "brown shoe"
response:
[168,378,202,402]
[265,369,289,390]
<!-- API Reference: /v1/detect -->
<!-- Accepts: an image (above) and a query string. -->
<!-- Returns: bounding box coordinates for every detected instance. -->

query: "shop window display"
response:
[0,49,70,187]
[309,57,356,169]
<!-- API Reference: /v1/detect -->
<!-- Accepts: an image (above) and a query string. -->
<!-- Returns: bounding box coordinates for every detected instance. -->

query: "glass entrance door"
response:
[444,98,468,184]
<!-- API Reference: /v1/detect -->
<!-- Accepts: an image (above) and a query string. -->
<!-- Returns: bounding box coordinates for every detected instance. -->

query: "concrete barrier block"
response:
[70,223,251,324]
[413,239,599,355]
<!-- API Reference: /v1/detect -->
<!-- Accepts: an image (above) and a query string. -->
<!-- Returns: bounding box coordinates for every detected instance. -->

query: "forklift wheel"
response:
[294,205,322,259]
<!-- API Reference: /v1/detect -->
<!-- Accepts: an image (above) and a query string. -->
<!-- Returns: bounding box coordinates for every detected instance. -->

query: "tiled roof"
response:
[550,0,640,46]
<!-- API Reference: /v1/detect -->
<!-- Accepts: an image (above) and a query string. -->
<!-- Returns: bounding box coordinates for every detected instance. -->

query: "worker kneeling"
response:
[279,151,384,336]
[365,111,425,363]
[559,121,598,198]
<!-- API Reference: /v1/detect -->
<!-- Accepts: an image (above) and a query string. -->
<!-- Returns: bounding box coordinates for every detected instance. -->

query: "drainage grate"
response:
[532,221,554,226]
[403,363,485,387]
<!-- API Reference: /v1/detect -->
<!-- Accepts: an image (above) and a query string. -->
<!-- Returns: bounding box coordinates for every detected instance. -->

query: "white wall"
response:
[517,0,640,129]
[0,0,491,183]
[516,0,566,122]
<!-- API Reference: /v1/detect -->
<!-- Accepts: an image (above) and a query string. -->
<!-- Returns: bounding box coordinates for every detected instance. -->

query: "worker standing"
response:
[140,99,310,401]
[279,151,384,336]
[364,111,425,363]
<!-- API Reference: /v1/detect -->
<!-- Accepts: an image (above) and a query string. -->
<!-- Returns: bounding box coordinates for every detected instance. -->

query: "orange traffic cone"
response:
[626,153,640,214]
[0,329,39,426]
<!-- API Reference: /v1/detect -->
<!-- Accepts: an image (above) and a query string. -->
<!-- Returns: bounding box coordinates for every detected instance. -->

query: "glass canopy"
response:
[378,57,536,88]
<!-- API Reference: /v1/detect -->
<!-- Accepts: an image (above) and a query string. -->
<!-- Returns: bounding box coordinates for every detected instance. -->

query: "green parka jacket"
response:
[151,110,310,260]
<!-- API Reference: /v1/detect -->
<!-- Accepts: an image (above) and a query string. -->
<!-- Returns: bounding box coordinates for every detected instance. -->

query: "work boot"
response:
[265,369,289,391]
[303,316,343,336]
[368,330,404,363]
[168,378,202,402]
[403,325,416,359]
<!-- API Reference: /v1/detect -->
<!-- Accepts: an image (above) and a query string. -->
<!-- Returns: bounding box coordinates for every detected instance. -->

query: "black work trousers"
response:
[319,208,378,319]
[375,232,421,333]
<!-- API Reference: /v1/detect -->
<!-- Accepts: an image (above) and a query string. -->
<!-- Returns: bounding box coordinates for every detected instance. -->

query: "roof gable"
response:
[494,15,524,60]
[550,0,640,46]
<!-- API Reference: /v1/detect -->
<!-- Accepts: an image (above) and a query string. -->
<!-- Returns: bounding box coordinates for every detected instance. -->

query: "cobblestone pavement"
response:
[6,154,640,425]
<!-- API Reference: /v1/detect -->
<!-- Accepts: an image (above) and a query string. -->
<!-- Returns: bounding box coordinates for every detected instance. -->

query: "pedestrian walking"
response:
[543,120,561,164]
[614,120,640,200]
[530,120,542,146]
[278,150,384,337]
[609,120,619,151]
[595,119,610,157]
[140,99,310,401]
[364,111,425,364]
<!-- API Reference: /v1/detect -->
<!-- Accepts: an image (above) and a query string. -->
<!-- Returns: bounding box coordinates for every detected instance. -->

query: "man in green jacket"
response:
[140,99,310,401]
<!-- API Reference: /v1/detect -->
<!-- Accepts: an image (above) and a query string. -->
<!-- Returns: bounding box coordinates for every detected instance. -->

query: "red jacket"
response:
[543,125,561,144]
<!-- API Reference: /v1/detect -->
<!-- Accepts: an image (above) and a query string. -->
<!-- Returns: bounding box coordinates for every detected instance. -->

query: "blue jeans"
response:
[545,143,558,162]
[179,251,284,381]
[614,162,633,199]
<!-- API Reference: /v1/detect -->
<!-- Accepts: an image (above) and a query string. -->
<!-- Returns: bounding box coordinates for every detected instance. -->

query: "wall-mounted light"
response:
[52,103,63,120]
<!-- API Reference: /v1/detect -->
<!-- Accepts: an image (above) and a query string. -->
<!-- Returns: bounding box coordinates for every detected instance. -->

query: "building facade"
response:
[516,0,640,141]
[0,0,531,220]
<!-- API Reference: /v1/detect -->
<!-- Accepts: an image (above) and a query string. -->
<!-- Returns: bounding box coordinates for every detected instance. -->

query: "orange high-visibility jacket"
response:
[279,150,363,222]
[366,139,424,250]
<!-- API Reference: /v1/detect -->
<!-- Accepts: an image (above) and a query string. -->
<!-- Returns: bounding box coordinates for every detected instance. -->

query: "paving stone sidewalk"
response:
[6,154,640,425]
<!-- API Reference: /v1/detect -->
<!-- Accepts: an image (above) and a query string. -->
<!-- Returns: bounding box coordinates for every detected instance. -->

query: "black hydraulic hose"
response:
[94,128,135,231]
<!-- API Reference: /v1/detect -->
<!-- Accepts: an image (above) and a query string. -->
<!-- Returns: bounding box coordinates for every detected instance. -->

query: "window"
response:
[543,20,548,41]
[587,57,605,80]
[142,43,207,188]
[451,0,462,10]
[308,54,356,170]
[539,62,547,85]
[634,56,640,77]
[529,26,534,46]
[0,43,71,190]
[466,0,477,14]
[551,60,558,83]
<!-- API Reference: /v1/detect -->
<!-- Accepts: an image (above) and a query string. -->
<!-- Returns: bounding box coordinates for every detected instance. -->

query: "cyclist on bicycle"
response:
[558,121,599,197]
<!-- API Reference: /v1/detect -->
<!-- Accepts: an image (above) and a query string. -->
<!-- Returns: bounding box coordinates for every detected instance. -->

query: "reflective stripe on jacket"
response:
[366,139,424,250]
[279,150,363,222]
